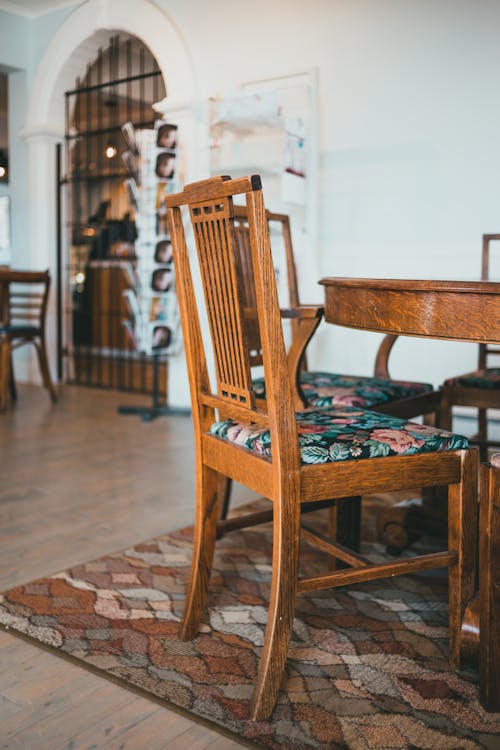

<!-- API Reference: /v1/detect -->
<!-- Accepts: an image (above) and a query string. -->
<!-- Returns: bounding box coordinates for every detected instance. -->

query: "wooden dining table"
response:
[319,276,500,710]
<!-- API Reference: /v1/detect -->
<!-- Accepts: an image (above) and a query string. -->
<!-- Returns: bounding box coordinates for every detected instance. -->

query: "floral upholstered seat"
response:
[253,371,433,409]
[210,405,468,465]
[444,368,500,390]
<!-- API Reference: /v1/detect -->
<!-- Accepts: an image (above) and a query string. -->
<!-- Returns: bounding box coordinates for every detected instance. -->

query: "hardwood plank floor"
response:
[0,384,249,750]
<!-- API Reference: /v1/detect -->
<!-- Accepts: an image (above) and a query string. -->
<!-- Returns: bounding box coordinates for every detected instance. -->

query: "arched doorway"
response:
[63,33,167,394]
[21,0,197,408]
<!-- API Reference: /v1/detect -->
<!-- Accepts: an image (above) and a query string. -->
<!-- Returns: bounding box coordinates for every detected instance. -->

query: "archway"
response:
[21,0,197,406]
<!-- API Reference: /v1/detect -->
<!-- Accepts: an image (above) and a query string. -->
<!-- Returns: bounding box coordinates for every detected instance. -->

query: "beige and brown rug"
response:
[1,503,499,750]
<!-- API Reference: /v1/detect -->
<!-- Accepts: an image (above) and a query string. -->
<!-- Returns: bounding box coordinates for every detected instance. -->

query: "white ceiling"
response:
[0,0,80,18]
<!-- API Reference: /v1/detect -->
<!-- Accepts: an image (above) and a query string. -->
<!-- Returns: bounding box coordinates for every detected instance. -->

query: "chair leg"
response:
[250,487,301,721]
[439,395,453,432]
[218,476,233,521]
[35,340,57,403]
[180,462,220,641]
[447,449,478,668]
[328,496,361,569]
[8,354,16,402]
[0,335,11,411]
[479,461,500,711]
[423,412,436,427]
[477,409,488,461]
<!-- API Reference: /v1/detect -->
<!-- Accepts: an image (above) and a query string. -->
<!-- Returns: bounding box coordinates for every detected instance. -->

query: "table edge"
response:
[319,277,500,294]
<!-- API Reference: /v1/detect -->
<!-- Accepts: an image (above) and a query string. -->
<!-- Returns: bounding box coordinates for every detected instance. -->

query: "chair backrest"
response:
[231,206,264,368]
[479,234,500,368]
[235,205,300,308]
[166,175,299,464]
[232,205,302,368]
[0,269,50,334]
[231,204,401,380]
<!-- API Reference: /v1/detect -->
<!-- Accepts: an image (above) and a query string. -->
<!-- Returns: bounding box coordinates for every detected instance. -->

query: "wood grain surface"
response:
[320,277,500,344]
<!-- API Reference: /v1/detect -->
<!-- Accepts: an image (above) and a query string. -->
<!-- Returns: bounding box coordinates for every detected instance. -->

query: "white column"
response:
[18,128,63,384]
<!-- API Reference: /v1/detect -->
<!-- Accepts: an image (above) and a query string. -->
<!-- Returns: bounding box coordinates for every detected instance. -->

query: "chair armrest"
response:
[242,305,323,410]
[281,305,324,320]
[285,307,324,410]
[244,305,323,321]
[374,333,399,378]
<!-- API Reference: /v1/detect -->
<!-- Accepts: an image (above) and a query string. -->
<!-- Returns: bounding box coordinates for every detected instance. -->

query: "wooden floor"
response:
[0,384,249,750]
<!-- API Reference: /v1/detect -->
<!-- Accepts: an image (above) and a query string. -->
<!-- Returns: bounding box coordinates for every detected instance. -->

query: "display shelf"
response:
[208,70,318,307]
[60,171,129,184]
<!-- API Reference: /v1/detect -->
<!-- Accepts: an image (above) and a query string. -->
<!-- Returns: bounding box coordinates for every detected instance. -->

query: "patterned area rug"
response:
[1,501,499,750]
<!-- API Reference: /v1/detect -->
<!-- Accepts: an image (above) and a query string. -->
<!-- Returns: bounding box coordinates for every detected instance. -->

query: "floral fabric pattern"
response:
[209,405,468,465]
[253,371,433,408]
[444,367,500,390]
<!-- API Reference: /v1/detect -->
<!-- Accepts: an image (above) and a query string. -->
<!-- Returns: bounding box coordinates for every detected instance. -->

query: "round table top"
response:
[320,276,500,344]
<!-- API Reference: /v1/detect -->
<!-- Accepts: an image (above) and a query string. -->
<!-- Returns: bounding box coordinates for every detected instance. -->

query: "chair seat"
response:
[253,371,433,408]
[444,368,500,390]
[210,405,468,465]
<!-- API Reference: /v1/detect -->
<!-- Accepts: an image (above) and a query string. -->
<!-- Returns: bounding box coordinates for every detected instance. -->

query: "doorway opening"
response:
[59,33,167,395]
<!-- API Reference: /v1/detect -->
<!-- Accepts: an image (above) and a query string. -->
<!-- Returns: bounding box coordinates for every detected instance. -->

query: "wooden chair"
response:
[232,204,440,420]
[166,174,477,720]
[223,205,441,551]
[440,234,500,459]
[0,269,57,409]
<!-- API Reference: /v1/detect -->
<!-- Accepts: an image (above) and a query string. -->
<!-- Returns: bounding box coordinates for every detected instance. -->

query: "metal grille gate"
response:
[58,34,167,395]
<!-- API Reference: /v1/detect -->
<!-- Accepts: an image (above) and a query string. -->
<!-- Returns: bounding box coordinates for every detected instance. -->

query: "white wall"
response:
[2,0,500,398]
[0,11,30,267]
[153,0,500,389]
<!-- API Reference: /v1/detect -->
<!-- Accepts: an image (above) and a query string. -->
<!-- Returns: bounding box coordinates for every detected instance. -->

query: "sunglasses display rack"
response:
[121,120,181,357]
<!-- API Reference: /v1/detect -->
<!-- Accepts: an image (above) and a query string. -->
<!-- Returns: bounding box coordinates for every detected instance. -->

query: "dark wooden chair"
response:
[440,234,500,459]
[0,269,57,409]
[166,174,477,720]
